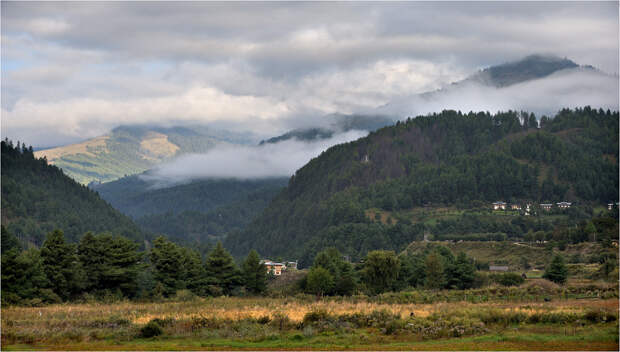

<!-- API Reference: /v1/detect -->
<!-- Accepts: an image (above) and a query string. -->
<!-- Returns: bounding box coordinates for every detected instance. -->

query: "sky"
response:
[1,1,619,148]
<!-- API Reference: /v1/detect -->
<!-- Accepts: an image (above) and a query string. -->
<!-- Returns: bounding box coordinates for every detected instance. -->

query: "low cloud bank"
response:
[378,68,619,118]
[141,130,368,187]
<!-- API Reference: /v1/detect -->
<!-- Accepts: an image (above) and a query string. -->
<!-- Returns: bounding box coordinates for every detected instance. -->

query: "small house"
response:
[510,204,521,210]
[261,260,286,275]
[490,265,509,272]
[540,203,553,211]
[492,201,507,210]
[285,261,298,270]
[556,202,571,209]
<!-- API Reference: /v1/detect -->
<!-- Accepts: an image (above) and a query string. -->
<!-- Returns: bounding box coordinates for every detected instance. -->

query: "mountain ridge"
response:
[34,126,257,185]
[225,107,619,265]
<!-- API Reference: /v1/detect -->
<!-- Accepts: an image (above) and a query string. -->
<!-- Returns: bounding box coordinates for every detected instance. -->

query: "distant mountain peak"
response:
[468,54,579,87]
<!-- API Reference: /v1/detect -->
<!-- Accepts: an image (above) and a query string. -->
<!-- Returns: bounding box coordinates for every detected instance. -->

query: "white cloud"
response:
[1,85,291,145]
[1,2,618,147]
[141,130,368,185]
[379,68,619,118]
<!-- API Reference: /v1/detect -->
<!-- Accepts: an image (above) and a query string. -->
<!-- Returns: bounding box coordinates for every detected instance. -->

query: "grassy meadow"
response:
[2,281,618,351]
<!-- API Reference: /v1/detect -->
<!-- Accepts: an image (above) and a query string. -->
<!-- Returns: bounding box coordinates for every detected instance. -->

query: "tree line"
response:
[297,245,569,297]
[3,225,573,306]
[1,226,268,305]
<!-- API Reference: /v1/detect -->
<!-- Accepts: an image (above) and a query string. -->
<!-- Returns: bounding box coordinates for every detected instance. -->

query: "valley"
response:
[2,9,618,349]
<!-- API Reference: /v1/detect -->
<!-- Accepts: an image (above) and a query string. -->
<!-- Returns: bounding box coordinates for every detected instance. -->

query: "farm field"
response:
[3,282,618,351]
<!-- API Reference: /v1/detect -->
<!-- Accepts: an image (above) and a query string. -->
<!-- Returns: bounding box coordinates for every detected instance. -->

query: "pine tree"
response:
[40,229,84,300]
[1,225,20,254]
[334,261,357,295]
[150,236,186,297]
[241,249,267,295]
[78,233,143,296]
[451,252,476,289]
[181,248,208,296]
[77,232,102,291]
[543,254,568,284]
[2,246,52,304]
[204,242,241,296]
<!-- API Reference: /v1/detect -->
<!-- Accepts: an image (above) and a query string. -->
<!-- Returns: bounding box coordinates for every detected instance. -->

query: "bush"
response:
[140,320,163,338]
[492,273,525,287]
[173,289,196,302]
[270,312,293,330]
[257,315,271,324]
[303,309,330,325]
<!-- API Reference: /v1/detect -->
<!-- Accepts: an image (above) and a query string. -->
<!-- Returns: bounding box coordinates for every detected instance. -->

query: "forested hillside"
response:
[1,140,144,245]
[93,175,287,245]
[226,107,619,265]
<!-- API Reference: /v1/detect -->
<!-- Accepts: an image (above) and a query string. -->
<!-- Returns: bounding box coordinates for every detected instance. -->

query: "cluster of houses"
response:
[607,202,619,210]
[492,201,571,214]
[260,260,298,276]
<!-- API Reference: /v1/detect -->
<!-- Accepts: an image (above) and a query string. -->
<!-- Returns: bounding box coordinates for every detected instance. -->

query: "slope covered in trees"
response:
[92,175,287,245]
[226,107,619,265]
[1,140,144,245]
[93,175,286,218]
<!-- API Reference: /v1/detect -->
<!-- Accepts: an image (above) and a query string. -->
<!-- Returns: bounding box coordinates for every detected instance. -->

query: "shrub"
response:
[257,315,271,324]
[492,273,525,287]
[270,312,293,330]
[303,309,330,325]
[150,317,175,327]
[584,309,603,323]
[140,320,163,338]
[173,289,196,302]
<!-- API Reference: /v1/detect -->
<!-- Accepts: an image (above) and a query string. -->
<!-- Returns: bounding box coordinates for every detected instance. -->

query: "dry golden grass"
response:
[139,132,179,161]
[34,135,109,162]
[3,297,616,327]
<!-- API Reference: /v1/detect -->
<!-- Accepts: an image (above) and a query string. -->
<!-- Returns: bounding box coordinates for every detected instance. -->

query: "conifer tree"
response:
[150,236,186,296]
[2,246,52,304]
[241,249,267,295]
[335,261,357,295]
[180,247,208,296]
[543,254,568,284]
[204,242,241,295]
[78,232,143,296]
[451,252,476,289]
[1,225,20,254]
[40,229,83,300]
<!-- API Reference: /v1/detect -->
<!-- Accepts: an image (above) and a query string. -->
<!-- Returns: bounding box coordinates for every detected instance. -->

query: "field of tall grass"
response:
[2,282,618,350]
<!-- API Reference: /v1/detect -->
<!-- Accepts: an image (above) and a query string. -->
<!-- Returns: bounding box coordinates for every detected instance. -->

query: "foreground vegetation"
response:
[2,284,618,350]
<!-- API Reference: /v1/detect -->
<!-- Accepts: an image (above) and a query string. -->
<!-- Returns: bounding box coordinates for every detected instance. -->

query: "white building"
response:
[493,201,507,210]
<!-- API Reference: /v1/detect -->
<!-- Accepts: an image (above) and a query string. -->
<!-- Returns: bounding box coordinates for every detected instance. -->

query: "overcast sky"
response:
[2,1,619,147]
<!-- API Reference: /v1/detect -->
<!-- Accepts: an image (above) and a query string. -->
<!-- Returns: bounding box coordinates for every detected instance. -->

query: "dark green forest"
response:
[226,107,619,265]
[92,174,287,218]
[1,226,268,305]
[92,174,286,244]
[1,140,144,245]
